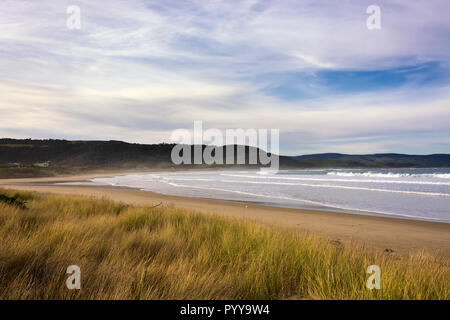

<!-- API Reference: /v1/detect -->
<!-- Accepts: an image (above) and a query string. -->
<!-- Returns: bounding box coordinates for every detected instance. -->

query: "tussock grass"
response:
[0,188,448,300]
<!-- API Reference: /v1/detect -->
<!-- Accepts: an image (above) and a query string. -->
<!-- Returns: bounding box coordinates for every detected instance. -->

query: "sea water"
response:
[88,168,450,223]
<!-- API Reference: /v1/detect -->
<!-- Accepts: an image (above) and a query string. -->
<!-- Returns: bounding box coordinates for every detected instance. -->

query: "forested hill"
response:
[0,139,298,171]
[0,139,449,171]
[293,153,450,168]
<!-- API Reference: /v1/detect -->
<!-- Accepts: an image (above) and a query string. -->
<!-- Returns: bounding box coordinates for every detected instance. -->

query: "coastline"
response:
[1,171,449,257]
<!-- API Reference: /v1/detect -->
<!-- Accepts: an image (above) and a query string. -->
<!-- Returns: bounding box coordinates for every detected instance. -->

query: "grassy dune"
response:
[0,189,448,300]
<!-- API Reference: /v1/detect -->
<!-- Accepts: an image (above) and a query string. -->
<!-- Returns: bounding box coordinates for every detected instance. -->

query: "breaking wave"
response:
[327,171,450,179]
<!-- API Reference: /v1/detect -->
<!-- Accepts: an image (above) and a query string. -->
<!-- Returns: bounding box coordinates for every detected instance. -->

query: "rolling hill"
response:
[0,139,448,178]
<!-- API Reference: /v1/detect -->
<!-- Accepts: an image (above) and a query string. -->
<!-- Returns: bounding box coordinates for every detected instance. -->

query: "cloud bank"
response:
[0,0,449,154]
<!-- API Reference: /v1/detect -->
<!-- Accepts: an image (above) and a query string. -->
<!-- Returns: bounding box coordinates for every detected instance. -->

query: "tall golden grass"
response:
[0,188,448,300]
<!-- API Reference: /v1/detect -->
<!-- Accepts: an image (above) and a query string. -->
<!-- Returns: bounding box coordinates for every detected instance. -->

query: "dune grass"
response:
[0,188,448,300]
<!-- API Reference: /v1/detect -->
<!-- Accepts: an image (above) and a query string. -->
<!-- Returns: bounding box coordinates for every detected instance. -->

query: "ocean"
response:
[87,168,450,223]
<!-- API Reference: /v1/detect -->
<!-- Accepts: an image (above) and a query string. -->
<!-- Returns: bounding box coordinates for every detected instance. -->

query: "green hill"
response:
[293,153,450,168]
[0,139,448,178]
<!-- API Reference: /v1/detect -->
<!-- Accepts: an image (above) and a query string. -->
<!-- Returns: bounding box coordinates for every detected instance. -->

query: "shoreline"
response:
[1,171,449,257]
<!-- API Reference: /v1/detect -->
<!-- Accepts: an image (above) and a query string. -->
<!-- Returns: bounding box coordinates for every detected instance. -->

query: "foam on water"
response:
[220,173,450,186]
[327,171,450,179]
[88,168,450,223]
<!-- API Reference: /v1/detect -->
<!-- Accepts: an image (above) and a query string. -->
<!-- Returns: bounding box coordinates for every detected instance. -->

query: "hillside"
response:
[0,139,449,179]
[294,153,450,168]
[0,139,298,178]
[0,188,448,299]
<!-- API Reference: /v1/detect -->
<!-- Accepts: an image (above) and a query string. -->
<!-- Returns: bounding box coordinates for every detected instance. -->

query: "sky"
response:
[0,0,449,155]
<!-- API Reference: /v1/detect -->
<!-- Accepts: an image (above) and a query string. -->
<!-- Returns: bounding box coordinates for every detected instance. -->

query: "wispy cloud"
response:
[0,0,449,154]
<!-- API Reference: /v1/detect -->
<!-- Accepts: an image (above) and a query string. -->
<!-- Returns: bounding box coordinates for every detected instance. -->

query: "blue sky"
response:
[0,0,449,155]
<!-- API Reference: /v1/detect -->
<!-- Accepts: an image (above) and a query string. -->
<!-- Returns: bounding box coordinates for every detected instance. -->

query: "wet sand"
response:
[1,172,449,257]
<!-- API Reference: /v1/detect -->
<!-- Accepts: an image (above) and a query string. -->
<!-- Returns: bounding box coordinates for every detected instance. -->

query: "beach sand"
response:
[1,172,449,257]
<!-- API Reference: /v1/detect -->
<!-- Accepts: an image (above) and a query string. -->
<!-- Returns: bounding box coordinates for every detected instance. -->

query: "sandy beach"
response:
[1,172,449,257]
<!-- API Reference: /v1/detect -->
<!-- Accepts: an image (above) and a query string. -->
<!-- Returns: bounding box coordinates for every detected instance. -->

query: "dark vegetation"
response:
[0,193,27,209]
[0,138,449,178]
[294,153,450,168]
